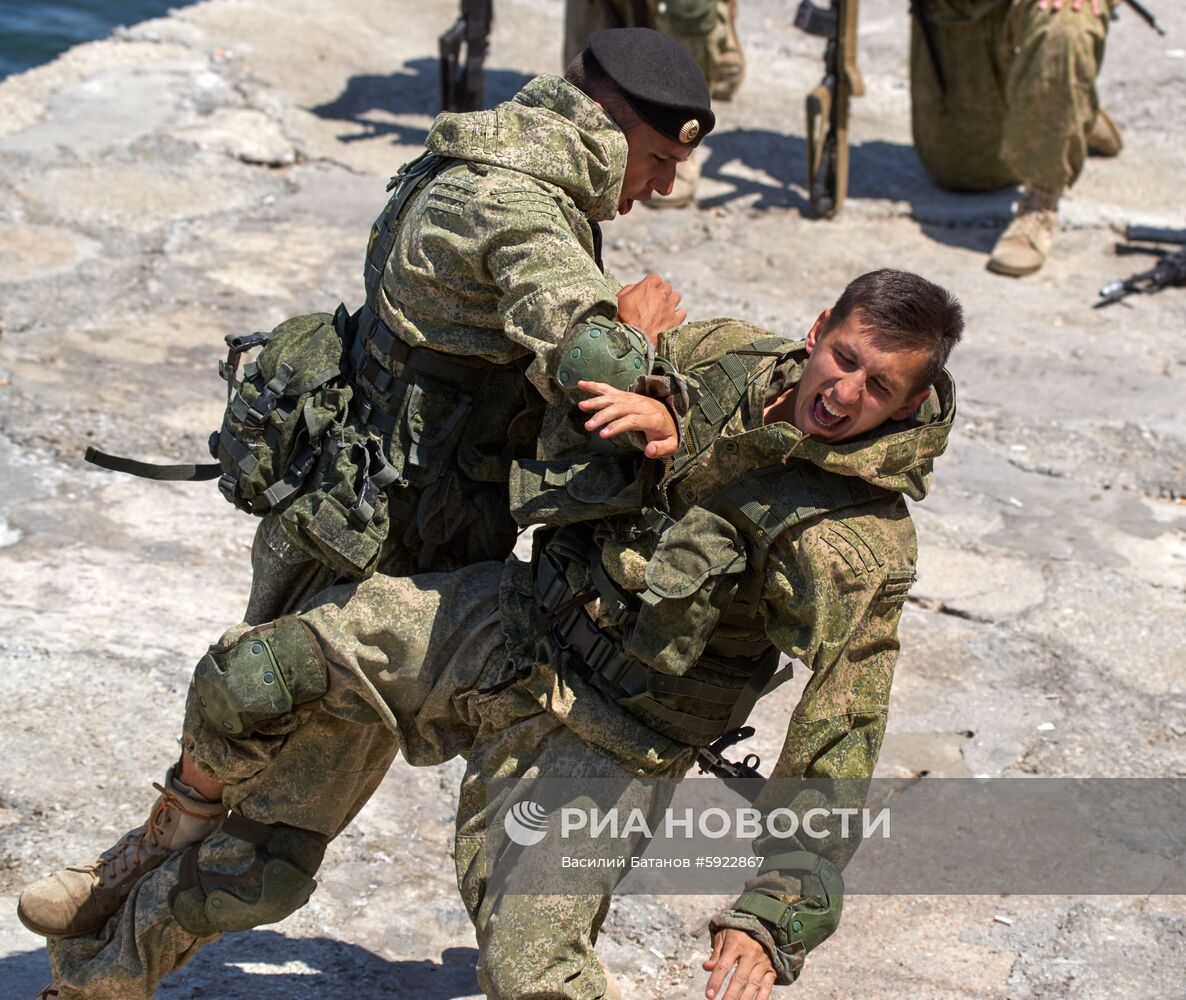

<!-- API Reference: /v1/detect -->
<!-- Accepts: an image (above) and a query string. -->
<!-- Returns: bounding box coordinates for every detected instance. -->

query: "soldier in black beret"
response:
[566,26,715,213]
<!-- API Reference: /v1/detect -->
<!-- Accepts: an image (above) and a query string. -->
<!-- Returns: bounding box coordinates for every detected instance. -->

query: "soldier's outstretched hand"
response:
[703,929,778,1000]
[577,380,679,458]
[1036,0,1103,16]
[617,273,686,345]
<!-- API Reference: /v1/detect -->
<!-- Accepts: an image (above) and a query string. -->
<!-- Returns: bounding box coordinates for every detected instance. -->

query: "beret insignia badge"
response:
[679,119,700,144]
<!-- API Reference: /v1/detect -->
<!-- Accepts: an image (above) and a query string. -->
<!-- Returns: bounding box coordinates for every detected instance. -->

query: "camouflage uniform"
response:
[564,0,744,101]
[249,72,655,600]
[911,0,1112,192]
[47,319,955,998]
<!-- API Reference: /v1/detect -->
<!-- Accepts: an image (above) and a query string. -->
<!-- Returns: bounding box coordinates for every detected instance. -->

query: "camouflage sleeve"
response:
[478,188,650,405]
[709,503,918,983]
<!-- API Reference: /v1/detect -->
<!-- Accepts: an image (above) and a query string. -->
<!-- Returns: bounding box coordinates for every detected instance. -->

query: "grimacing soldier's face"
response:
[782,310,934,443]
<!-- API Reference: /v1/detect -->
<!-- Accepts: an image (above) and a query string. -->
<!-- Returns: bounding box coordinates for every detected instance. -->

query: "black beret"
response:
[587,28,715,146]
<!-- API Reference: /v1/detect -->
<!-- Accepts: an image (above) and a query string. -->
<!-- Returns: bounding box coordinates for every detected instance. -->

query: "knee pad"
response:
[170,813,327,935]
[193,618,327,737]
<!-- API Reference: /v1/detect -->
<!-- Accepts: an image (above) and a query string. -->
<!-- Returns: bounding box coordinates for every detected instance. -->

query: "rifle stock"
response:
[796,0,863,219]
[440,0,493,112]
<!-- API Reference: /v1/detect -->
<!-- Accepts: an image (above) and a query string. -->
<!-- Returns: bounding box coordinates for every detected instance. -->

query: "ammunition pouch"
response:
[535,541,782,748]
[193,618,327,738]
[734,850,845,965]
[171,813,325,935]
[212,307,354,517]
[554,315,652,394]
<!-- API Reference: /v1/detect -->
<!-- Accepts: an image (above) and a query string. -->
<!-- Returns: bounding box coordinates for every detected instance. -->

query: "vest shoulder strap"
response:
[363,151,455,306]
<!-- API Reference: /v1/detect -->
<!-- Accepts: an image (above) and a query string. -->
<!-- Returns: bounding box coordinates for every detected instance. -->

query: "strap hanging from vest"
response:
[84,447,220,482]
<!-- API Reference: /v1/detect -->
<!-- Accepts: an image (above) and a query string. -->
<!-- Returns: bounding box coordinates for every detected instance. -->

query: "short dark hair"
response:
[564,50,641,133]
[823,269,963,388]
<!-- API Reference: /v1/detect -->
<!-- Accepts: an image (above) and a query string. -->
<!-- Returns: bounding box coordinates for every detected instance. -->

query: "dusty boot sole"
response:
[986,255,1042,278]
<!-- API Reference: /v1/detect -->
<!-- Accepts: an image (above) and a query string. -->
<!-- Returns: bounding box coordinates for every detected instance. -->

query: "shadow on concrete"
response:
[0,946,53,997]
[308,57,533,148]
[700,128,1016,251]
[2,937,481,998]
[160,933,481,997]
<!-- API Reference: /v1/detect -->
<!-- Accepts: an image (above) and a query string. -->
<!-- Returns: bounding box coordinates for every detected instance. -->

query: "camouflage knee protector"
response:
[193,618,327,737]
[170,813,326,935]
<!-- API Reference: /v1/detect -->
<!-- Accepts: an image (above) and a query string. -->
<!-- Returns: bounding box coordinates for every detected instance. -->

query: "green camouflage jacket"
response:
[501,317,956,980]
[376,74,637,402]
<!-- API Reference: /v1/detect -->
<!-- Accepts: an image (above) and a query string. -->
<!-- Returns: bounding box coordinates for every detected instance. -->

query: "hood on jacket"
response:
[426,74,628,222]
[758,344,957,502]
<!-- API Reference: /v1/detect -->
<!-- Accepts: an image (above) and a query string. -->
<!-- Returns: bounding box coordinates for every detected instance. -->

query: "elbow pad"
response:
[735,850,845,963]
[554,316,653,394]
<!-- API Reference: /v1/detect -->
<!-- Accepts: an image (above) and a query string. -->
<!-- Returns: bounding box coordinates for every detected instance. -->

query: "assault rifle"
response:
[1118,0,1165,36]
[794,0,864,218]
[1096,226,1186,307]
[697,726,766,801]
[440,0,493,112]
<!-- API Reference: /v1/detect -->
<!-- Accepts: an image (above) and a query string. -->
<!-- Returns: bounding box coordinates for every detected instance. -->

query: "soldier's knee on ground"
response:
[193,618,328,738]
[170,814,326,935]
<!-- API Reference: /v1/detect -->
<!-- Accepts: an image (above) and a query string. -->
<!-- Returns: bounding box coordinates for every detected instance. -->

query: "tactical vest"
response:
[84,151,535,579]
[531,338,893,748]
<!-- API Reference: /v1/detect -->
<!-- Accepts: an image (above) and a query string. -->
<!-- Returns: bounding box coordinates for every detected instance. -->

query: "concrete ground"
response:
[0,0,1184,997]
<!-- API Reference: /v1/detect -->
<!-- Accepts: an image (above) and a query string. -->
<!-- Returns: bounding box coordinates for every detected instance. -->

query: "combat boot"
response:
[987,186,1061,277]
[1087,108,1123,157]
[646,155,701,210]
[17,766,225,938]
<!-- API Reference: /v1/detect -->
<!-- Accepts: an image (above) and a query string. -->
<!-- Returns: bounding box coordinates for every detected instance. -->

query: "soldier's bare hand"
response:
[577,380,679,458]
[1036,0,1103,16]
[703,929,778,1000]
[616,273,686,345]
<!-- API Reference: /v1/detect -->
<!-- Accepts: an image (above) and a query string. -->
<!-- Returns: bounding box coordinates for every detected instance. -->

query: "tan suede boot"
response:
[1087,107,1123,157]
[988,186,1061,277]
[645,154,701,210]
[17,766,225,938]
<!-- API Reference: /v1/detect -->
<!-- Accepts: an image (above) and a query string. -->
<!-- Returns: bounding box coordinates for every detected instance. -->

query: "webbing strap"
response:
[84,447,220,482]
[261,445,317,509]
[364,152,452,305]
[723,648,782,733]
[622,696,729,739]
[221,811,275,848]
[218,428,260,477]
[735,891,793,928]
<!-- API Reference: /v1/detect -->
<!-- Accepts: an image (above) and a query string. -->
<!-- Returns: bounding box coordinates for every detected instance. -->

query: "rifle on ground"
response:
[1118,0,1166,36]
[794,0,864,219]
[1096,226,1186,307]
[440,0,493,112]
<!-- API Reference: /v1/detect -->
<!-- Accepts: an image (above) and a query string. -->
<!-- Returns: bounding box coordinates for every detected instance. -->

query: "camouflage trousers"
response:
[47,560,693,999]
[911,0,1112,192]
[563,0,743,100]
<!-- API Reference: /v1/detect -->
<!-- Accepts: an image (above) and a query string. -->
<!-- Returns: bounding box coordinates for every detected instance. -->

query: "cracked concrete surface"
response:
[1,0,1184,997]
